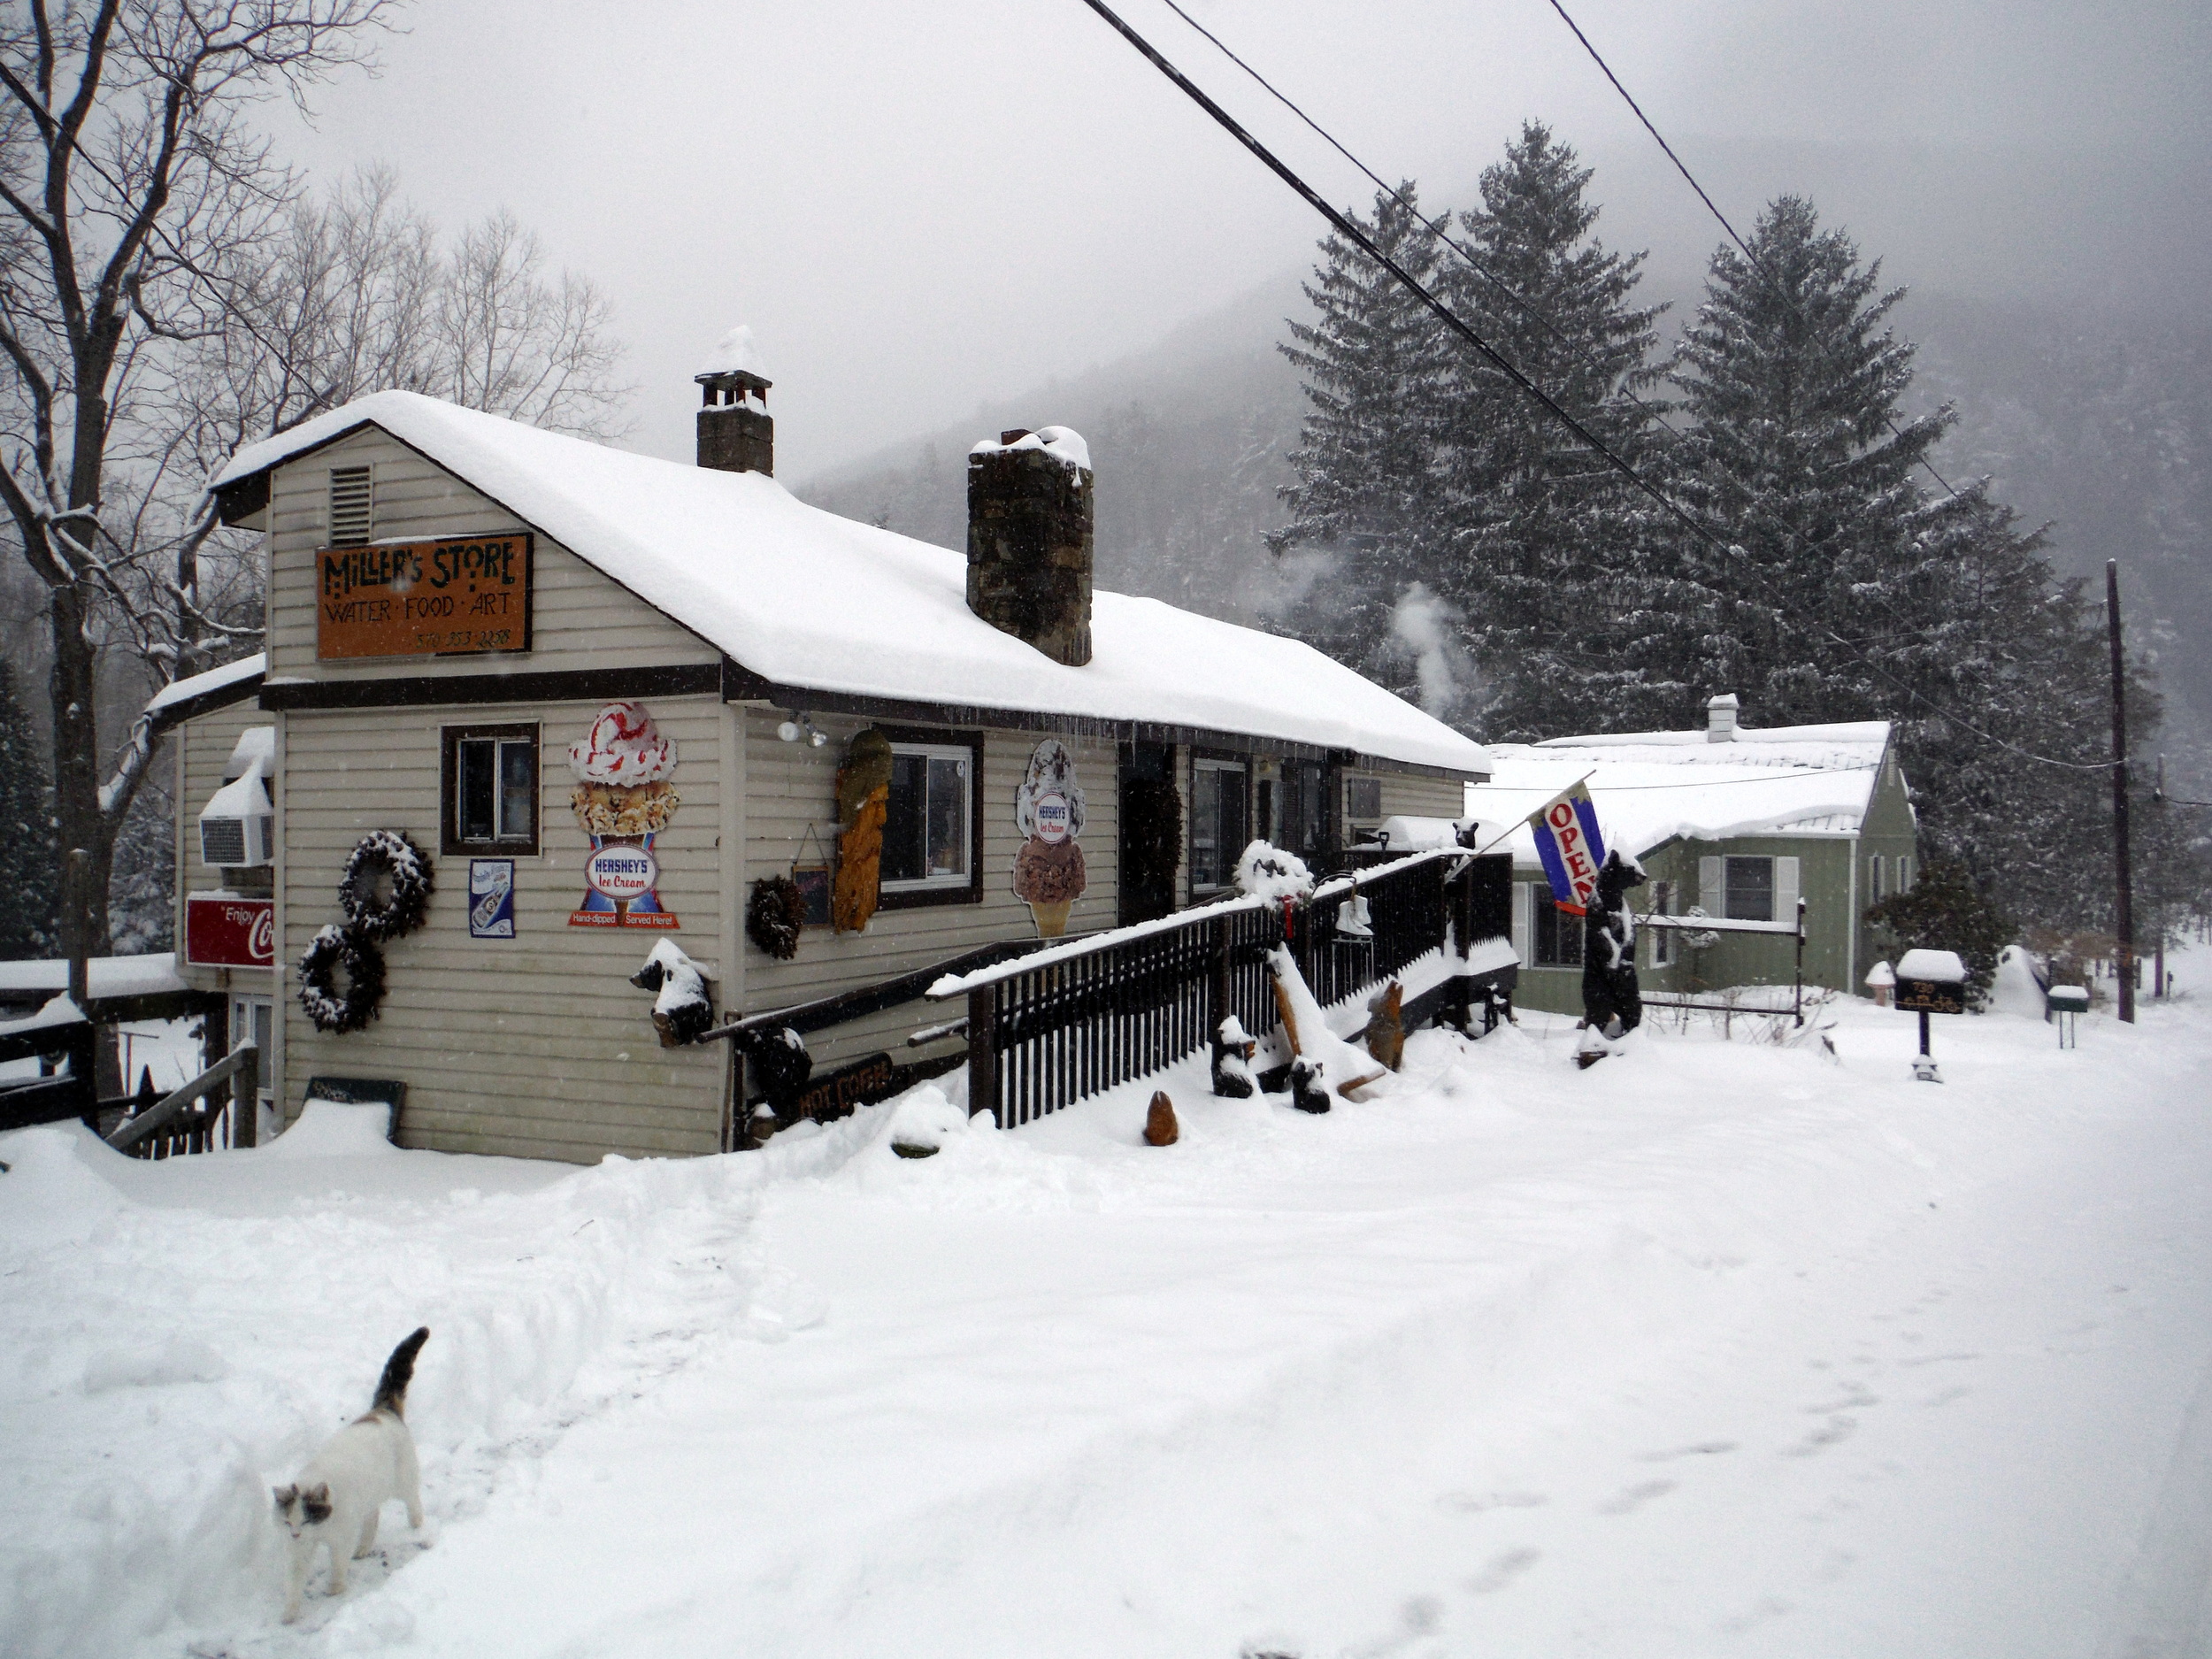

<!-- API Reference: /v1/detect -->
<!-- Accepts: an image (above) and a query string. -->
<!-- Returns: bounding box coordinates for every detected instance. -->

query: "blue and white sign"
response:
[468,858,517,939]
[1529,786,1606,918]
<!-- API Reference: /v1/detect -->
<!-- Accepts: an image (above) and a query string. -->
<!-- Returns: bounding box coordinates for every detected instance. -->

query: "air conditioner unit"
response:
[199,808,273,868]
[198,726,276,869]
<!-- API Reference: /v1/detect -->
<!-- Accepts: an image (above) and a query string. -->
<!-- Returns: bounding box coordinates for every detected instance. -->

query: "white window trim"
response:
[880,741,975,893]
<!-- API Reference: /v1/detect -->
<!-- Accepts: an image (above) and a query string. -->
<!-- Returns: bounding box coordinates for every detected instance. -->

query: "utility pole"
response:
[2107,561,2135,1024]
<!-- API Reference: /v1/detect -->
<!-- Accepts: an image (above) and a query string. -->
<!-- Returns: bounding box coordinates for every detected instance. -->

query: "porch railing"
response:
[107,1046,257,1159]
[933,849,1506,1128]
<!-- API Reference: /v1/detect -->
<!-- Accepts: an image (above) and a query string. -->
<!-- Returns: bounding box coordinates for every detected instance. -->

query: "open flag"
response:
[1530,784,1606,917]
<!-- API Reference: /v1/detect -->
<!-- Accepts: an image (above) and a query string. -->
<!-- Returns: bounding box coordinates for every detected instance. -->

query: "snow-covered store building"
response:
[1462,696,1917,1017]
[168,378,1488,1162]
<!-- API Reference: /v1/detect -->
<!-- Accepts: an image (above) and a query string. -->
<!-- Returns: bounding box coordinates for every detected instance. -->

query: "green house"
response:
[1463,695,1919,1018]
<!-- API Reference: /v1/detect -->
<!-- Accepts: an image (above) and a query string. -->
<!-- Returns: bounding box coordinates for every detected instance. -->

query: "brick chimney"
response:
[1706,692,1740,742]
[965,426,1093,666]
[695,325,772,476]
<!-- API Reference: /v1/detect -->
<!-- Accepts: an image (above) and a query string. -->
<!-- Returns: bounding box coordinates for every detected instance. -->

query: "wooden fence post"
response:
[233,1045,258,1148]
[967,985,998,1126]
[1208,916,1230,1042]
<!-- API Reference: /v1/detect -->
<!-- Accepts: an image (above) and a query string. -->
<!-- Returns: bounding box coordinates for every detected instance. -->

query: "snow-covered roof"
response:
[210,394,1487,775]
[143,652,265,718]
[1469,719,1891,864]
[0,954,185,1002]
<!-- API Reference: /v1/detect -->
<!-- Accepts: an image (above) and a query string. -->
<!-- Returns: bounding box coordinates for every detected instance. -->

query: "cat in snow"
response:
[273,1326,429,1622]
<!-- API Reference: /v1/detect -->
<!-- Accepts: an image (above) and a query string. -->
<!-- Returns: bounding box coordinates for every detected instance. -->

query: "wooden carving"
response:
[1364,979,1405,1071]
[833,729,893,934]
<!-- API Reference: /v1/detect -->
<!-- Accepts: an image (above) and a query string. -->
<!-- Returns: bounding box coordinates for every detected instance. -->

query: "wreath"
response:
[298,923,387,1033]
[338,829,434,941]
[746,874,807,960]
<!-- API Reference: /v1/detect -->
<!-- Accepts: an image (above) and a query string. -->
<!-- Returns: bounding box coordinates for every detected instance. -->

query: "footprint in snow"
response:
[1597,1479,1676,1515]
[1467,1548,1542,1594]
[1438,1490,1548,1514]
[1637,1440,1738,1462]
[1783,1416,1858,1456]
[1805,1389,1880,1414]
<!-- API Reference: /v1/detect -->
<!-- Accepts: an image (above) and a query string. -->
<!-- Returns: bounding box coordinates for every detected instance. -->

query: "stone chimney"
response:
[1706,692,1740,742]
[695,325,772,476]
[965,426,1093,666]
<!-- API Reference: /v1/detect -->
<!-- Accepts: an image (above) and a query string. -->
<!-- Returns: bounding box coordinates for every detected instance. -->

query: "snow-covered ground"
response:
[4,969,2209,1659]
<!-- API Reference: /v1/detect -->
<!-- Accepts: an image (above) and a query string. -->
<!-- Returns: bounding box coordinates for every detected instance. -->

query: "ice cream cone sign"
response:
[567,701,681,929]
[1014,739,1087,938]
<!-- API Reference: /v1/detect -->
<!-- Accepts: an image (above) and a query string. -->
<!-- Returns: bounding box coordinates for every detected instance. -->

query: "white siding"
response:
[740,707,1120,1074]
[173,698,276,1000]
[279,695,728,1163]
[265,427,719,682]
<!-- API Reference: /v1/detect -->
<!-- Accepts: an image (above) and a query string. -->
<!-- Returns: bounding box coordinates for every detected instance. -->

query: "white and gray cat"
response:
[273,1326,429,1622]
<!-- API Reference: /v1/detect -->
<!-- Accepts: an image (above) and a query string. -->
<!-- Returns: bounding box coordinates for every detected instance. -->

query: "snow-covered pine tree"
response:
[1273,184,1449,696]
[1663,196,1954,726]
[0,659,60,959]
[1432,123,1676,740]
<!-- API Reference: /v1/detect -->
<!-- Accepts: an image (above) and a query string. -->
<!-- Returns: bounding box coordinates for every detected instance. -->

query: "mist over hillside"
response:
[801,265,2212,790]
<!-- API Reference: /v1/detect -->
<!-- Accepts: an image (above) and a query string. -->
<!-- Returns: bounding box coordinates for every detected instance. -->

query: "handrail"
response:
[108,1046,257,1152]
[927,846,1460,1000]
[695,935,1092,1044]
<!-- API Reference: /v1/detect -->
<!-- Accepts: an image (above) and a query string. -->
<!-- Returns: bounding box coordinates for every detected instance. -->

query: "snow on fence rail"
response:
[931,848,1499,1128]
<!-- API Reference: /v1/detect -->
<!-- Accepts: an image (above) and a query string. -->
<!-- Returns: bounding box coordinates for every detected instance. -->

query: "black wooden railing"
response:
[940,849,1500,1129]
[0,1016,97,1133]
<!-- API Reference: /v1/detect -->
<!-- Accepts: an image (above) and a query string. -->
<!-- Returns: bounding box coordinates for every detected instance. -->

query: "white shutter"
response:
[1512,881,1532,966]
[1699,856,1724,914]
[1776,856,1801,926]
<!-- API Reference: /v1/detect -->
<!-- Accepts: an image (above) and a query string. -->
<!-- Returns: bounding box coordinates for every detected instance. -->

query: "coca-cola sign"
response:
[186,895,274,968]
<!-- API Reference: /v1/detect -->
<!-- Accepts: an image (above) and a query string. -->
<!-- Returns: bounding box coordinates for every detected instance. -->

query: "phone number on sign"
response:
[412,627,515,651]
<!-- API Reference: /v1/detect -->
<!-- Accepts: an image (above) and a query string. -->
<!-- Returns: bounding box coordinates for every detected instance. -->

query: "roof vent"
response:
[1706,692,1740,743]
[965,426,1094,667]
[695,324,772,476]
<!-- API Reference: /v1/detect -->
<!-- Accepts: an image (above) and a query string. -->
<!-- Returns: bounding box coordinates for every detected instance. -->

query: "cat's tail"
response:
[373,1327,431,1417]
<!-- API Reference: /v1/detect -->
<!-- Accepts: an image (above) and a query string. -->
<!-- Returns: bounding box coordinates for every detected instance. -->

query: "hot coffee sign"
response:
[318,533,533,659]
[185,895,275,968]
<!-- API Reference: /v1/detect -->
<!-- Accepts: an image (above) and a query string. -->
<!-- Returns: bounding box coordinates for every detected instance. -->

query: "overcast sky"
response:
[268,0,2210,482]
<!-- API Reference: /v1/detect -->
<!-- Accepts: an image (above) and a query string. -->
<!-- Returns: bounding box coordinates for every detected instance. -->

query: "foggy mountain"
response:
[800,275,2212,788]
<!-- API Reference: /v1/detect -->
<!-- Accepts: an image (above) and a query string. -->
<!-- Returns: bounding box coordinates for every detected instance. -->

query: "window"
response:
[442,723,539,856]
[1724,855,1775,922]
[1869,855,1886,903]
[874,729,983,908]
[1345,773,1383,824]
[1271,759,1327,860]
[1534,893,1584,967]
[1190,757,1248,891]
[1650,879,1675,967]
[328,465,373,547]
[1900,856,1914,891]
[882,743,972,887]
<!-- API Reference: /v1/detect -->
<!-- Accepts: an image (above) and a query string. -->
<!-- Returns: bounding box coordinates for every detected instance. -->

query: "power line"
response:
[1076,0,2114,775]
[1153,0,1691,449]
[1538,0,1964,502]
[1071,0,1721,552]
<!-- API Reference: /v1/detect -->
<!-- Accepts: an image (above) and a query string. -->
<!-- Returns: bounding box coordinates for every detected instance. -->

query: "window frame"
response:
[872,725,985,911]
[441,721,541,857]
[1649,878,1675,967]
[1869,853,1886,904]
[1188,750,1250,895]
[1532,891,1585,968]
[1724,854,1776,923]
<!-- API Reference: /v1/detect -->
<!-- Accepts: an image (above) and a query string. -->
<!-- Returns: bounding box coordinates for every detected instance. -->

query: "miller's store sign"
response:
[319,533,533,659]
[185,895,275,969]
